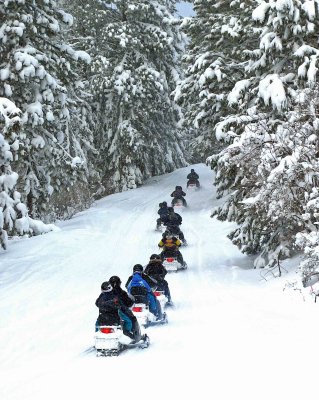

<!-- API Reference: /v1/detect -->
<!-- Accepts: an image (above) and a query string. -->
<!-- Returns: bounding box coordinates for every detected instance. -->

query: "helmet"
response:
[191,168,194,172]
[133,264,143,272]
[109,276,121,287]
[158,202,163,207]
[150,254,161,261]
[163,232,172,239]
[101,281,113,292]
[162,201,167,206]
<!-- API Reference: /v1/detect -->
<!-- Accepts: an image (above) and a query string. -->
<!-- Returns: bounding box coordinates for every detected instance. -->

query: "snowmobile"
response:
[94,325,150,357]
[162,255,187,272]
[187,180,200,190]
[130,288,168,327]
[171,198,187,209]
[153,288,169,310]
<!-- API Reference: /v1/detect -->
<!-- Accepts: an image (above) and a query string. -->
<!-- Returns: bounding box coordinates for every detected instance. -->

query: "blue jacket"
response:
[127,272,152,294]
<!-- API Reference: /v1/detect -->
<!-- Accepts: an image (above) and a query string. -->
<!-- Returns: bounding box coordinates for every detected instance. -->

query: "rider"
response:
[95,281,120,330]
[144,254,172,305]
[156,201,169,229]
[125,264,157,289]
[165,206,182,225]
[164,207,187,244]
[158,232,185,266]
[187,168,200,187]
[109,275,141,341]
[171,186,187,207]
[126,264,163,320]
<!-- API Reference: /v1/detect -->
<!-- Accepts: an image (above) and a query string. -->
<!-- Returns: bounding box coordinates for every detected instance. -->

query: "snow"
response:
[260,32,283,52]
[31,135,45,149]
[307,55,318,84]
[1,164,319,400]
[302,0,316,20]
[58,9,74,26]
[276,0,295,13]
[0,68,10,81]
[0,97,20,126]
[71,156,83,168]
[258,74,287,111]
[227,79,251,105]
[252,1,270,22]
[73,50,91,64]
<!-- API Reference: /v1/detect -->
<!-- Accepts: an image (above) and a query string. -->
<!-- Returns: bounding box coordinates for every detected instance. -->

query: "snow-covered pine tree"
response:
[0,0,93,220]
[210,0,319,268]
[293,85,319,281]
[175,0,257,161]
[0,97,55,250]
[0,98,21,249]
[68,0,187,194]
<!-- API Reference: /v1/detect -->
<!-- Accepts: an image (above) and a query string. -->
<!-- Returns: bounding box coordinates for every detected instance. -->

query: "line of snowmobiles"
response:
[156,183,193,272]
[93,177,199,357]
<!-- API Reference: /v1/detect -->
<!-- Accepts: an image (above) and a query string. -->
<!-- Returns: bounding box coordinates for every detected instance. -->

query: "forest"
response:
[1,0,319,280]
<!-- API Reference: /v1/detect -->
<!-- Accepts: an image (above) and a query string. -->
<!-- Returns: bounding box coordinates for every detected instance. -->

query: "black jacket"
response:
[171,189,186,199]
[112,286,134,308]
[187,172,199,180]
[144,261,167,281]
[112,286,136,319]
[95,291,120,326]
[165,212,182,227]
[158,205,169,218]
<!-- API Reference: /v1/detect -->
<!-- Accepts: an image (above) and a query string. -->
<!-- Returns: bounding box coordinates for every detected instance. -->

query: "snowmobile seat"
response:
[130,286,149,305]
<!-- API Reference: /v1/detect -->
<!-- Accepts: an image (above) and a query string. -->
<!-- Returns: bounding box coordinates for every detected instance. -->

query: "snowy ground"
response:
[1,163,319,400]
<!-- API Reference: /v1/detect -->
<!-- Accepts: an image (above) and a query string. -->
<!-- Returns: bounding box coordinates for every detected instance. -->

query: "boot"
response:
[123,329,134,340]
[132,319,141,343]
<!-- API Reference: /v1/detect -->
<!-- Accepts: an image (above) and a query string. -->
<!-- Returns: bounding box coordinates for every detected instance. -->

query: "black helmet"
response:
[109,276,121,287]
[150,254,161,261]
[158,202,163,207]
[162,201,167,206]
[163,232,172,239]
[191,168,194,172]
[101,281,112,292]
[133,264,143,272]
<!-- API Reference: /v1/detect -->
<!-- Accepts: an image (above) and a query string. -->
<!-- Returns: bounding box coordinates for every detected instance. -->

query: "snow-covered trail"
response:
[1,163,319,400]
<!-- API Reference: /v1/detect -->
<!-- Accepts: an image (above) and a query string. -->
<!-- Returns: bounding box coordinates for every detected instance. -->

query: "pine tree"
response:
[0,0,93,219]
[176,0,257,161]
[210,0,319,268]
[0,97,55,250]
[66,0,187,194]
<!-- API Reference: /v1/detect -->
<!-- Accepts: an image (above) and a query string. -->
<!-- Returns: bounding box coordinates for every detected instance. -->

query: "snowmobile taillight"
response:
[153,291,161,297]
[100,327,114,334]
[132,306,143,312]
[166,258,175,262]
